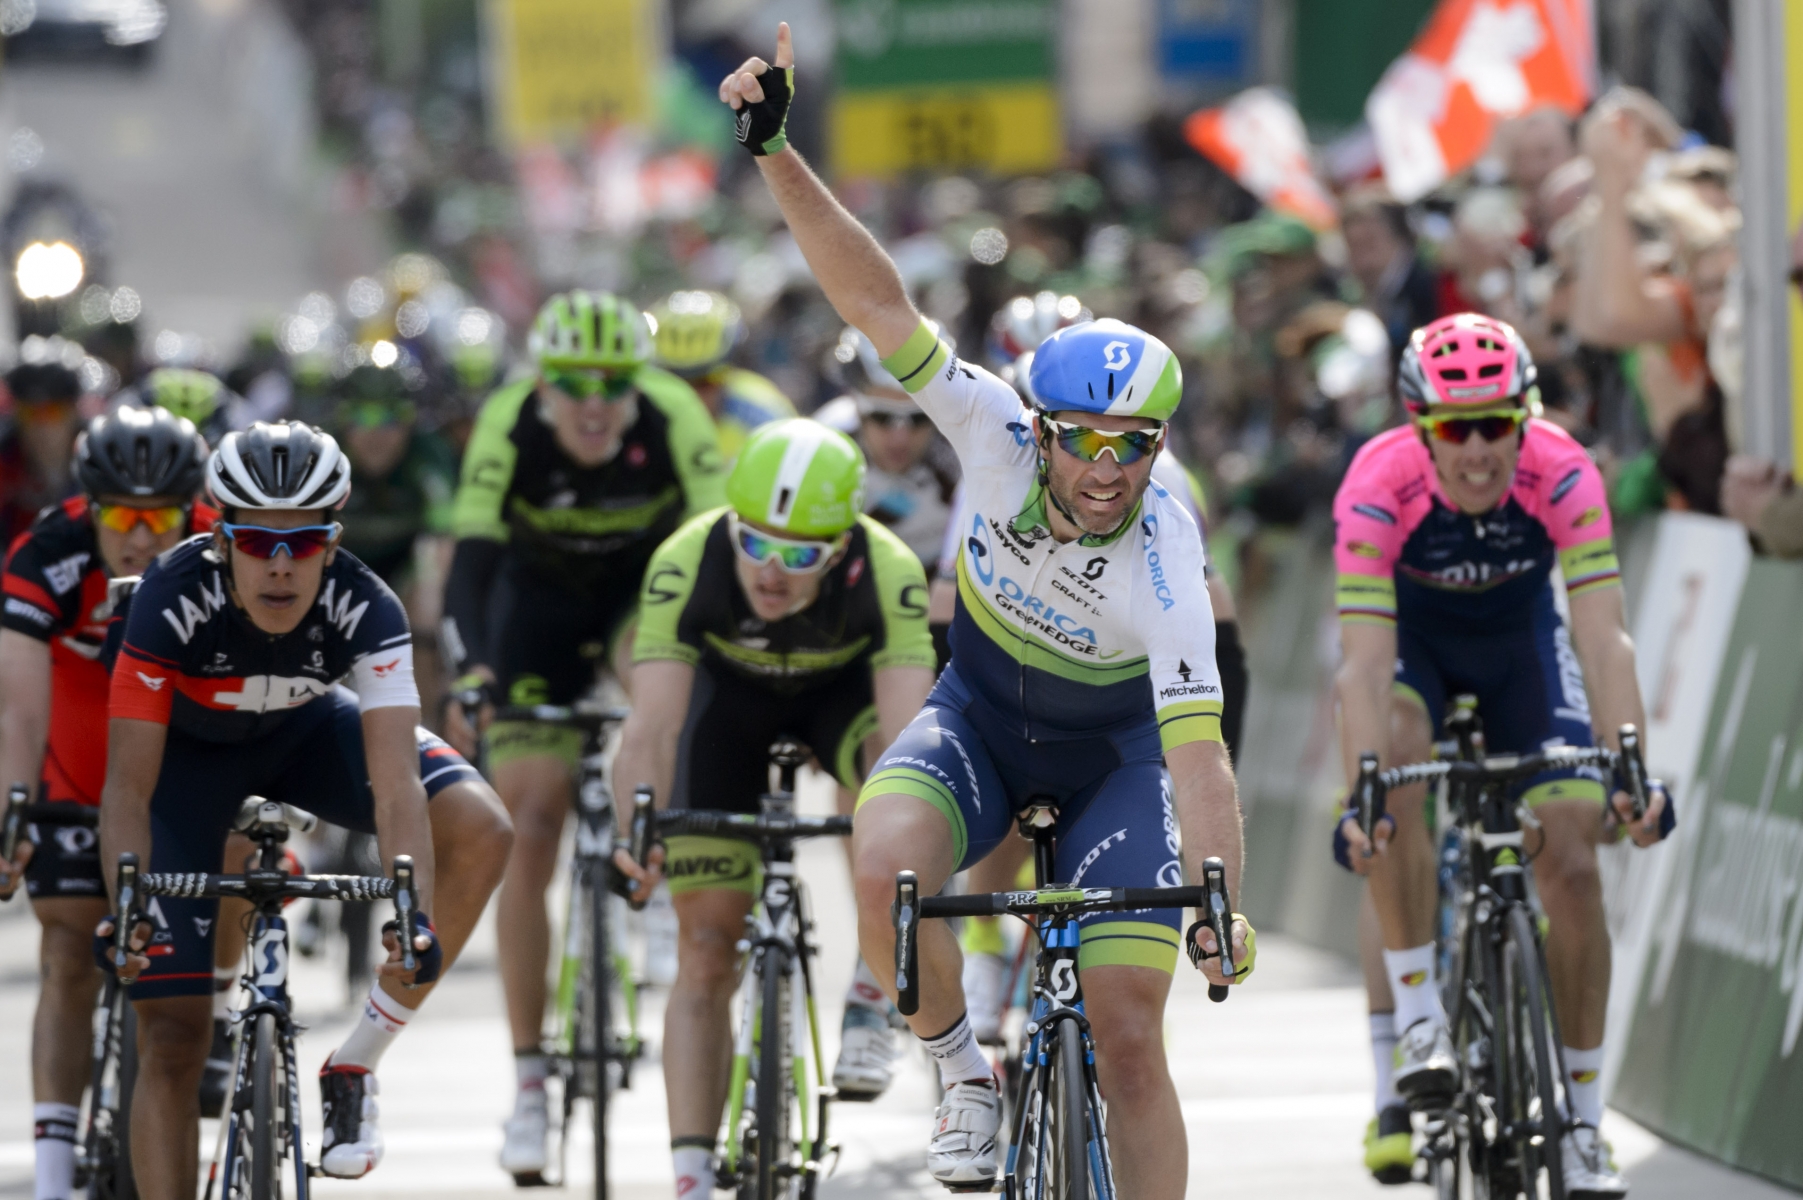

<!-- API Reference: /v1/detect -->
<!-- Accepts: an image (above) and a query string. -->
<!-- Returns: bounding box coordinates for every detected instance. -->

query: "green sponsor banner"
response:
[833,0,1054,90]
[1613,557,1803,1190]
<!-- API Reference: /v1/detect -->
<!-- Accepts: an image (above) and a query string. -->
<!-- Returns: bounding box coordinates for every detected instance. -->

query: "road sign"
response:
[830,0,1060,176]
[488,0,657,145]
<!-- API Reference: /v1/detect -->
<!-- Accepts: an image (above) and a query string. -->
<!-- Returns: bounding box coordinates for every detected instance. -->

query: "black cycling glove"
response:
[734,65,794,156]
[382,911,443,985]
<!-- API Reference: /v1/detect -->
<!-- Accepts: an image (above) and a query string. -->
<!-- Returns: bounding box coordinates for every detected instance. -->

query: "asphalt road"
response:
[0,768,1789,1198]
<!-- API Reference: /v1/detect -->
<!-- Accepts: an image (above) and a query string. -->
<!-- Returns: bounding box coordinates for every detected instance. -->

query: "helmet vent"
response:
[773,487,794,519]
[1438,368,1468,380]
[1478,363,1504,378]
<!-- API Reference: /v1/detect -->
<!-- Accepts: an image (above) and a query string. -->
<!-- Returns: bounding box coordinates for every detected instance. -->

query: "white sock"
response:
[672,1144,714,1199]
[34,1102,78,1200]
[920,1013,992,1087]
[213,967,237,1021]
[1383,944,1444,1032]
[1564,1045,1605,1129]
[845,957,889,1015]
[329,981,411,1072]
[1370,1012,1400,1111]
[515,1052,548,1093]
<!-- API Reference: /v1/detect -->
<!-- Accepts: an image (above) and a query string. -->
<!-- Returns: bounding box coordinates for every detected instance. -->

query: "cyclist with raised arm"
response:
[436,290,727,1177]
[1331,313,1671,1198]
[0,407,213,1200]
[648,289,796,463]
[717,29,1250,1197]
[97,421,511,1197]
[610,418,935,1197]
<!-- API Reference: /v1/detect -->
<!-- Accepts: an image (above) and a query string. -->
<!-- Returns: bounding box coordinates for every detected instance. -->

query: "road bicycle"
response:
[1,789,140,1200]
[108,798,416,1200]
[486,701,648,1194]
[653,739,849,1200]
[1348,707,1653,1200]
[894,800,1237,1200]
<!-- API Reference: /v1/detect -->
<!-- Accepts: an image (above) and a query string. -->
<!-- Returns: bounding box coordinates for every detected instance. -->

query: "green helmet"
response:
[649,291,744,376]
[143,367,226,426]
[726,419,866,538]
[529,291,652,371]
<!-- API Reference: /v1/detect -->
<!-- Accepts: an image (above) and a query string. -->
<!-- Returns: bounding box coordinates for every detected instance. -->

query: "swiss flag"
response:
[1366,0,1593,202]
[1184,89,1337,231]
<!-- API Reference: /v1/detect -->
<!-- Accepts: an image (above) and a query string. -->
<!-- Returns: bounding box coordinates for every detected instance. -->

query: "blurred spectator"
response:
[1494,106,1577,244]
[0,343,85,543]
[1341,190,1439,365]
[1719,216,1803,558]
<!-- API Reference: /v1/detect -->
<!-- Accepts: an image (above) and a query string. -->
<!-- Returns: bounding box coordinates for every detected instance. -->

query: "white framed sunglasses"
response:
[727,512,845,574]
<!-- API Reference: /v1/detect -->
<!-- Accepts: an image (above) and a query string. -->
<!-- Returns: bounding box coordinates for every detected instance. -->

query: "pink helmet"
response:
[1397,313,1536,414]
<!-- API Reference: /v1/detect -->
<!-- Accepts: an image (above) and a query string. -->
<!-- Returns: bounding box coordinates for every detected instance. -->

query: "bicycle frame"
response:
[213,898,310,1200]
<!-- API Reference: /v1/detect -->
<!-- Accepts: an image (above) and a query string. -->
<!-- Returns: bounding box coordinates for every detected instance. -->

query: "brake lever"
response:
[626,787,655,911]
[114,853,140,975]
[894,871,920,1016]
[1617,725,1649,822]
[392,855,418,974]
[1355,752,1385,846]
[0,782,27,900]
[1202,856,1234,1003]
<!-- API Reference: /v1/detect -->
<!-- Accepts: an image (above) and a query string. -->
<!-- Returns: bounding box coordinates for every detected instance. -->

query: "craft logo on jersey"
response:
[160,572,228,644]
[1101,340,1131,371]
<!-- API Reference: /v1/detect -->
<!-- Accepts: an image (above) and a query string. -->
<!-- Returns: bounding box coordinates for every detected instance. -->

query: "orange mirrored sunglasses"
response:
[94,504,186,535]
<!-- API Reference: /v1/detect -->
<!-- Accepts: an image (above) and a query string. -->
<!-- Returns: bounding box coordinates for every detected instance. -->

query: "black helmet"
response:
[207,420,351,512]
[75,405,209,501]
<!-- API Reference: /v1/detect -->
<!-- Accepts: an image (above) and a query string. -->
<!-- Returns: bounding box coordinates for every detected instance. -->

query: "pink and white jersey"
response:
[1332,420,1620,634]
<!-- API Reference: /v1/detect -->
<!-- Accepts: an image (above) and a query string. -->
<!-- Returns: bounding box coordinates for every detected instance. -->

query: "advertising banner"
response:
[830,0,1061,177]
[1612,557,1803,1190]
[488,0,656,146]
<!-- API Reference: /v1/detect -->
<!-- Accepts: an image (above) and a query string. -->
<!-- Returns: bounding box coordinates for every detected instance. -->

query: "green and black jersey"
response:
[634,508,935,694]
[441,368,726,674]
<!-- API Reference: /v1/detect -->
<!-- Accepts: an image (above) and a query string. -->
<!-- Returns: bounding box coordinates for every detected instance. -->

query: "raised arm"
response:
[723,24,920,356]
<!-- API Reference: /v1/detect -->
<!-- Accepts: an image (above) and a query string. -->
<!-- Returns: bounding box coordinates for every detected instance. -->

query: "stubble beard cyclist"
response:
[1332,314,1671,1200]
[720,27,1252,1200]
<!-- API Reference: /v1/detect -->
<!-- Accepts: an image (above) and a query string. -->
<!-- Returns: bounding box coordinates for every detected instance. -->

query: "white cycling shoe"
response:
[832,1012,898,1101]
[318,1064,385,1179]
[1393,1018,1458,1105]
[499,1087,551,1181]
[962,952,1010,1045]
[1561,1125,1629,1198]
[926,1079,1001,1189]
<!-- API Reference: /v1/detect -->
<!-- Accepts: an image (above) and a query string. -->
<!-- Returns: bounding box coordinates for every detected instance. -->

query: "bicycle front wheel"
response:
[1053,1019,1090,1200]
[1501,906,1565,1200]
[249,1013,280,1200]
[587,869,616,1198]
[755,948,794,1200]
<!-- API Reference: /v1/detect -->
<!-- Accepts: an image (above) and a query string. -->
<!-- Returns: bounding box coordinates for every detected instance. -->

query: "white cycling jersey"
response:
[883,322,1224,750]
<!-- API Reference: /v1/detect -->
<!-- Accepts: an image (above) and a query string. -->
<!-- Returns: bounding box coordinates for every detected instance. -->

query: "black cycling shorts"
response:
[25,809,103,901]
[486,563,639,767]
[132,686,482,1001]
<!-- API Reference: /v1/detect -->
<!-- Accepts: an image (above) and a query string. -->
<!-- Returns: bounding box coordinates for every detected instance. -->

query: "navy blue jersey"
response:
[108,536,418,743]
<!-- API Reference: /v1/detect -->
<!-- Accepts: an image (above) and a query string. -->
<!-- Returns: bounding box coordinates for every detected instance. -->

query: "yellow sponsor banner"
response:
[489,0,655,144]
[831,83,1061,177]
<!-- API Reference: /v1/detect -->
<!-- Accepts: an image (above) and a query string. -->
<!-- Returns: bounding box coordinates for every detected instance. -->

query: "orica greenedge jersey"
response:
[882,322,1224,752]
[449,367,727,589]
[633,508,935,693]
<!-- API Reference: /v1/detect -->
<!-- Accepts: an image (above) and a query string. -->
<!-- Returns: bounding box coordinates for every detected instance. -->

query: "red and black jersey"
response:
[107,536,419,744]
[0,498,216,804]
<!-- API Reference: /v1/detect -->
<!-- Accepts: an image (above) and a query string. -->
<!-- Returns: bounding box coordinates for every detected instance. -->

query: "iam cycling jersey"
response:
[1,498,216,806]
[441,369,726,680]
[711,367,796,463]
[1333,419,1621,804]
[108,537,419,742]
[876,322,1224,750]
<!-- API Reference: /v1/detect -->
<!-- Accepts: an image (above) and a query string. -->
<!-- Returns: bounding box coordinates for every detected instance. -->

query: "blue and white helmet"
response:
[1025,318,1183,423]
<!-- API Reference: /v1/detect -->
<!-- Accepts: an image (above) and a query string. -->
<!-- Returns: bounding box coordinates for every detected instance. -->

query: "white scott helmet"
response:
[207,420,351,512]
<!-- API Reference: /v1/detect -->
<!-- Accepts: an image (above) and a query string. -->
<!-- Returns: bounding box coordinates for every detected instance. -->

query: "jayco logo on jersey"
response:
[160,572,227,645]
[317,578,369,639]
[212,675,331,712]
[43,552,90,594]
[1102,341,1132,371]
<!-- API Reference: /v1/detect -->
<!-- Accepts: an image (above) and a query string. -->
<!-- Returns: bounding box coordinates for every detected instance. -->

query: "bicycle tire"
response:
[1053,1019,1089,1200]
[755,947,793,1200]
[1501,907,1565,1200]
[588,867,614,1199]
[250,1013,279,1200]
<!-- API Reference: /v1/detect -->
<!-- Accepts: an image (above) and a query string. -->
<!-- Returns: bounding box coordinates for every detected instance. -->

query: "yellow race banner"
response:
[489,0,656,144]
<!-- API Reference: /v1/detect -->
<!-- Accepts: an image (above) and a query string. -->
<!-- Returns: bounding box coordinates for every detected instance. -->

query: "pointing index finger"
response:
[774,21,794,70]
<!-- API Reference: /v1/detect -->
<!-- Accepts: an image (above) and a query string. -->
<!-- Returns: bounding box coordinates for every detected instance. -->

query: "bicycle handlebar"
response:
[1348,723,1655,835]
[893,873,1222,1016]
[489,703,631,733]
[654,811,853,841]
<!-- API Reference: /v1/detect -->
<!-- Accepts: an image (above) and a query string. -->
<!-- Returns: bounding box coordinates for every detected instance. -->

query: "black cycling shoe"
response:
[199,1017,231,1119]
[1365,1104,1415,1185]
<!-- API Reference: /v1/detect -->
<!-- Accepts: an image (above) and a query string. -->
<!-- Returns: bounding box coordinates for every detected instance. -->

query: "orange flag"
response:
[1185,88,1338,230]
[1366,0,1593,202]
